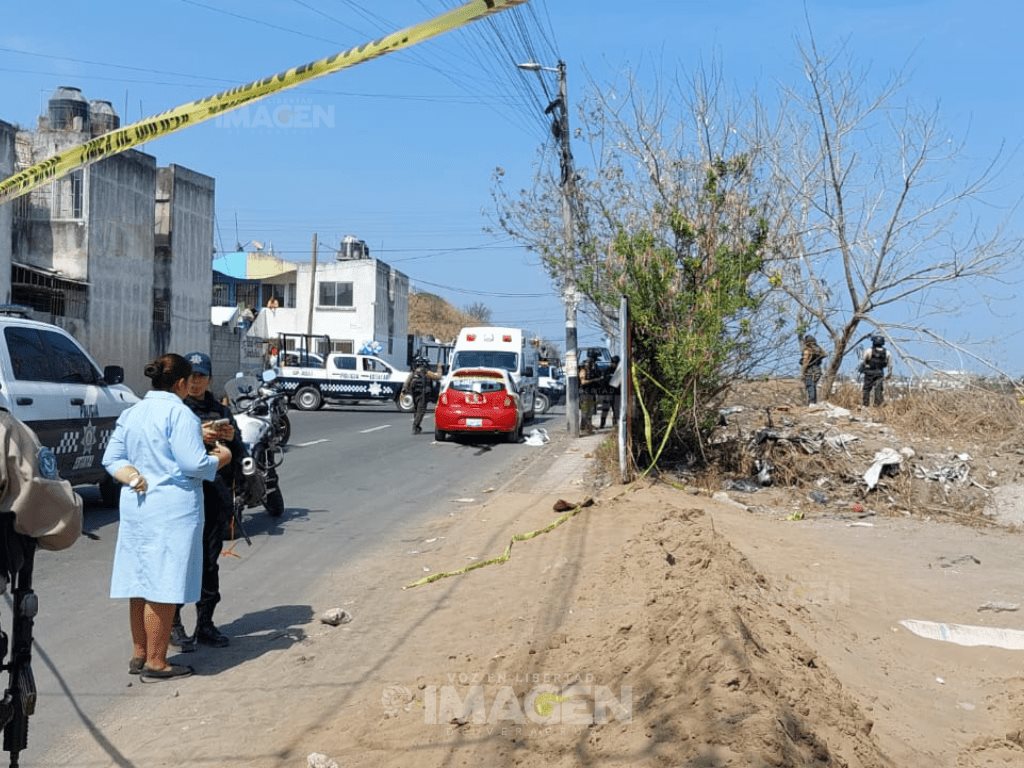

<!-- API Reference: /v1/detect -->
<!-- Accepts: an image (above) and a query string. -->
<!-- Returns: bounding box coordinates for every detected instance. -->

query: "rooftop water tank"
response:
[48,86,90,132]
[338,235,370,260]
[88,100,120,136]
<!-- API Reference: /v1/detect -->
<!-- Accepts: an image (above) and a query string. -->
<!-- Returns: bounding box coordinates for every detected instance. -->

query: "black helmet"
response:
[871,335,885,347]
[803,334,816,344]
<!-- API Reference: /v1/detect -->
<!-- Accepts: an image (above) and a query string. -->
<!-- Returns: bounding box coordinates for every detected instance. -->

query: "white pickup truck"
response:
[275,353,413,412]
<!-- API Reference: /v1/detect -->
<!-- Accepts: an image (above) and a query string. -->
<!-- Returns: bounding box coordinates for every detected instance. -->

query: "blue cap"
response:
[185,352,212,376]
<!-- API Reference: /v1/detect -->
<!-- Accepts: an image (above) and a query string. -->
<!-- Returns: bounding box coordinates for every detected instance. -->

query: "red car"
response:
[434,367,522,443]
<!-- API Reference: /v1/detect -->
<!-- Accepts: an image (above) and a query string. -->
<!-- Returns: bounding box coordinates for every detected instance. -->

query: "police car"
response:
[0,306,139,504]
[275,352,413,411]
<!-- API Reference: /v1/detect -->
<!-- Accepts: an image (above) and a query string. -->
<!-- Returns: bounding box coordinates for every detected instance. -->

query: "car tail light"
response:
[440,392,448,405]
[504,395,512,407]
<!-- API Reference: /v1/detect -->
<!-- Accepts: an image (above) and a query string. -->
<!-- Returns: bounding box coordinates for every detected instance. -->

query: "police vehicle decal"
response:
[27,416,117,484]
[275,376,400,401]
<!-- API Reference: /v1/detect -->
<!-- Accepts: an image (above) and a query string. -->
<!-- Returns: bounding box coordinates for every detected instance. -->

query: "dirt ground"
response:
[42,386,1024,767]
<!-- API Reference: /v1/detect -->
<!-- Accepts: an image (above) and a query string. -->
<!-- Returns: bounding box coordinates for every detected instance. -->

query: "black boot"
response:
[195,622,230,647]
[170,617,196,653]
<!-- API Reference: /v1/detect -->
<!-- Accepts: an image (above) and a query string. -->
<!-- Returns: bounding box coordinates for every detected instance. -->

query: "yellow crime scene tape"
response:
[0,0,527,205]
[403,498,594,589]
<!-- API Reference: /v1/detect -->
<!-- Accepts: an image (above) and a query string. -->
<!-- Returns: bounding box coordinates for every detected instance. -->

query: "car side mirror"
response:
[523,366,534,377]
[102,365,125,385]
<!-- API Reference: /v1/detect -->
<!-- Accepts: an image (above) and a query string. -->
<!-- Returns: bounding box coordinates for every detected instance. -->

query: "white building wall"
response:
[0,121,13,303]
[275,258,408,368]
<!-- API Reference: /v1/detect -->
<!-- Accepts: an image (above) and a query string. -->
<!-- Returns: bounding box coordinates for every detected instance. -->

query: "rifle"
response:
[0,518,37,768]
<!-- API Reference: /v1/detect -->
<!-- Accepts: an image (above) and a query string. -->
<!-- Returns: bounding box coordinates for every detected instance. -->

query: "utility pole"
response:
[306,232,318,338]
[554,60,580,438]
[519,59,580,437]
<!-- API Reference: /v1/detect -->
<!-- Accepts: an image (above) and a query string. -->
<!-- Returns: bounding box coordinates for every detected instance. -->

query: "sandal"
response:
[139,663,194,682]
[129,657,145,675]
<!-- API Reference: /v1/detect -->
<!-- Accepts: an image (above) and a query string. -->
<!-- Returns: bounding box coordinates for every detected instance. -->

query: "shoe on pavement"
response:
[169,625,196,653]
[195,624,230,647]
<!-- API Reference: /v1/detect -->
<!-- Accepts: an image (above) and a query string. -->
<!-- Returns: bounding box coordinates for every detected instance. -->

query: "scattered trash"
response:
[847,521,875,528]
[977,601,1020,613]
[935,677,946,685]
[824,433,860,450]
[482,487,496,493]
[756,459,773,486]
[454,498,476,503]
[711,491,750,511]
[424,537,444,544]
[308,753,340,768]
[936,554,981,568]
[899,619,1024,650]
[864,448,903,490]
[808,490,829,504]
[851,502,865,514]
[319,609,353,627]
[726,479,761,493]
[808,403,852,419]
[786,510,805,521]
[899,446,916,459]
[524,428,550,446]
[957,702,976,711]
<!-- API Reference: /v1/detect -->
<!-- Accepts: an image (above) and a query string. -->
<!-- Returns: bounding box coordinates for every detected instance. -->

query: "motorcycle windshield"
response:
[225,375,262,411]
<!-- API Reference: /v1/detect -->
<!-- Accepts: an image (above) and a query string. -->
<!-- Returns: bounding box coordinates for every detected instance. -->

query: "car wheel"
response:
[534,392,551,415]
[396,392,415,412]
[435,428,447,442]
[99,476,120,508]
[294,386,323,411]
[265,488,285,517]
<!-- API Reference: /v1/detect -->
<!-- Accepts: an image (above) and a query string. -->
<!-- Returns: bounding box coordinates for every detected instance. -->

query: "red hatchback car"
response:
[434,367,522,443]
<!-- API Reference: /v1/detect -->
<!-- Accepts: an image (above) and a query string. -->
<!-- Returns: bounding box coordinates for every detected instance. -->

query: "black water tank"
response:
[48,86,89,131]
[89,100,120,136]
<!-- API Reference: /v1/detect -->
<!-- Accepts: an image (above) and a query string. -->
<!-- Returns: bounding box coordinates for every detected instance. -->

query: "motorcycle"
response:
[225,370,286,520]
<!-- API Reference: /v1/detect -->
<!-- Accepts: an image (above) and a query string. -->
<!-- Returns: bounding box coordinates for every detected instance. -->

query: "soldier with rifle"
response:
[0,409,83,767]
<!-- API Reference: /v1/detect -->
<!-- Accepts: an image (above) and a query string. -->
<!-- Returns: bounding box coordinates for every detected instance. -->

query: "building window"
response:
[70,170,83,218]
[11,264,88,320]
[333,339,354,354]
[318,281,353,308]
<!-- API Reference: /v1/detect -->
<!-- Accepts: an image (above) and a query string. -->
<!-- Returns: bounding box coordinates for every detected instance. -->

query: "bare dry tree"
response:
[491,62,789,376]
[765,37,1022,391]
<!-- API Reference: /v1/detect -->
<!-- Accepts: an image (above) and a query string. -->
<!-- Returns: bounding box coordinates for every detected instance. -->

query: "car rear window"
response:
[452,374,507,393]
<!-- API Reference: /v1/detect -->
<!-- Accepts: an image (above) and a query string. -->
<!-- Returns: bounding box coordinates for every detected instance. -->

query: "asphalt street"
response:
[20,401,568,767]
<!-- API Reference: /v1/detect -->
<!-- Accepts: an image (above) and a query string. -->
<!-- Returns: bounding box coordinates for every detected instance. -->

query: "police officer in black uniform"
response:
[402,356,442,435]
[860,335,893,407]
[170,352,247,650]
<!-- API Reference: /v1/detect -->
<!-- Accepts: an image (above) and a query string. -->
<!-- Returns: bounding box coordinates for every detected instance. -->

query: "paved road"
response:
[19,402,568,767]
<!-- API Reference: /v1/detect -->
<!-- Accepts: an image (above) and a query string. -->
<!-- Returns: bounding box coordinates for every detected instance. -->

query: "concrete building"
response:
[6,87,215,393]
[215,244,409,368]
[155,164,215,359]
[0,120,13,302]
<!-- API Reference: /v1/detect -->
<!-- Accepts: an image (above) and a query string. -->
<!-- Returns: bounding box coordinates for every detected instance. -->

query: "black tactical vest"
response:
[865,346,887,371]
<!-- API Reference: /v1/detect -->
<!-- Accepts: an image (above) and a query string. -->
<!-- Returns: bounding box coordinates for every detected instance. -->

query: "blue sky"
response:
[2,1,1021,370]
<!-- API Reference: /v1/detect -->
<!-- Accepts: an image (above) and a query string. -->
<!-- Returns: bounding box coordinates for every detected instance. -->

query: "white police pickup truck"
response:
[275,353,413,412]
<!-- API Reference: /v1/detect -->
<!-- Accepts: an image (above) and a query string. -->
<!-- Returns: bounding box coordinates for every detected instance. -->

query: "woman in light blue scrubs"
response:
[103,354,231,681]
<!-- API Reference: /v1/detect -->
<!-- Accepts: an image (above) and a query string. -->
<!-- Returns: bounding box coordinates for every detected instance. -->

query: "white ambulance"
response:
[449,327,539,422]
